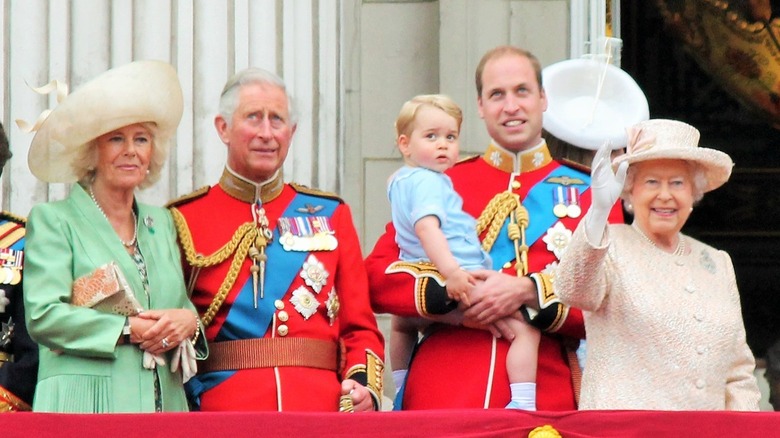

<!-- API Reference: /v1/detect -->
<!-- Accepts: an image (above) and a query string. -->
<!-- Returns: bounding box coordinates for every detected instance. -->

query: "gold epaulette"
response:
[290,182,343,203]
[0,211,26,225]
[165,186,210,209]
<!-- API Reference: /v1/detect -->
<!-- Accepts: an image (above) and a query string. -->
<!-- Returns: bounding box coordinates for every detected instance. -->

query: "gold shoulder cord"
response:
[170,207,259,327]
[475,191,514,252]
[475,191,530,276]
[0,385,32,412]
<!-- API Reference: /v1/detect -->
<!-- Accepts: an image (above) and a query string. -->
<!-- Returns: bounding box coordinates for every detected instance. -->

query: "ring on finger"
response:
[161,338,170,348]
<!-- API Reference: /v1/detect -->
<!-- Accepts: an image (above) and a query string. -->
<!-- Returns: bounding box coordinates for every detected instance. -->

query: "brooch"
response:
[699,249,716,274]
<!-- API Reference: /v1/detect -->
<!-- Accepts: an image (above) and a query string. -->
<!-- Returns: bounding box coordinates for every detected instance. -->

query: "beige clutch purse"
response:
[71,262,144,316]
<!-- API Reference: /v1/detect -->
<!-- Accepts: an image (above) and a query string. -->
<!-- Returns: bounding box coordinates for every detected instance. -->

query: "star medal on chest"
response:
[250,200,274,307]
[0,317,14,348]
[300,254,329,293]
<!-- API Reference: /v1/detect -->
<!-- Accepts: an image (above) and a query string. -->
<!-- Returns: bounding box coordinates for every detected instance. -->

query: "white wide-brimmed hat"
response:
[26,60,183,183]
[612,119,734,192]
[542,58,649,150]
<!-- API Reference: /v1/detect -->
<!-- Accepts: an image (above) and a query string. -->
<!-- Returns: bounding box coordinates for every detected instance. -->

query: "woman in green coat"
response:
[22,60,204,413]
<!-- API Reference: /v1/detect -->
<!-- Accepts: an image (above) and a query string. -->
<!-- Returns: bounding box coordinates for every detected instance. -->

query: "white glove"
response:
[143,350,166,370]
[171,341,197,383]
[586,142,628,244]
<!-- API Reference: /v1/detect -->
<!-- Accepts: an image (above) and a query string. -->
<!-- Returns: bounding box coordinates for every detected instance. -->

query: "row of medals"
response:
[553,186,581,219]
[0,249,22,285]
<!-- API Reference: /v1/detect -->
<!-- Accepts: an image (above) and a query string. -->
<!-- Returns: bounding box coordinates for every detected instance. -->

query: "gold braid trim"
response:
[171,207,255,268]
[475,192,518,253]
[0,384,31,412]
[534,272,557,309]
[507,197,530,276]
[170,207,258,327]
[366,349,384,410]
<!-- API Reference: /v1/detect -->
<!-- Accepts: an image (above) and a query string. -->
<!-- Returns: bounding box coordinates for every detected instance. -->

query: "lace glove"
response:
[171,341,197,383]
[587,142,628,244]
[143,350,166,369]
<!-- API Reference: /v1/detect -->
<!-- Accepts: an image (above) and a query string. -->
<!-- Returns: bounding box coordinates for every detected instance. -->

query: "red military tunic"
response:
[366,141,623,410]
[170,169,384,411]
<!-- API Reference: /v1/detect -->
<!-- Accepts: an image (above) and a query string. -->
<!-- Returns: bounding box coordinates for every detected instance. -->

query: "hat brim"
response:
[28,60,184,183]
[612,147,734,192]
[542,58,649,150]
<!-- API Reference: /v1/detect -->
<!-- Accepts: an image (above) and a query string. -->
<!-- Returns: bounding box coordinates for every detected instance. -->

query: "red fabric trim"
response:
[2,410,776,437]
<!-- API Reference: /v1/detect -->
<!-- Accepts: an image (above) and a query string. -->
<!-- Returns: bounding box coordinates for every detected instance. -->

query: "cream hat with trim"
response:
[542,58,649,150]
[612,119,734,192]
[27,60,183,183]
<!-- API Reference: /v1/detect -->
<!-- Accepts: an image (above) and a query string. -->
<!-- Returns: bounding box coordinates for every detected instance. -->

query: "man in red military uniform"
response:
[366,46,624,410]
[169,68,384,412]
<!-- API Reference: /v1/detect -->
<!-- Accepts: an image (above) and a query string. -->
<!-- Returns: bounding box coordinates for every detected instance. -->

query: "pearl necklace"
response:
[89,188,138,248]
[632,224,685,256]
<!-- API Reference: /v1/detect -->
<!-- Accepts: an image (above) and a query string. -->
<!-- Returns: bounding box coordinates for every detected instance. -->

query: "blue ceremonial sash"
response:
[490,166,590,269]
[186,193,339,404]
[9,239,23,251]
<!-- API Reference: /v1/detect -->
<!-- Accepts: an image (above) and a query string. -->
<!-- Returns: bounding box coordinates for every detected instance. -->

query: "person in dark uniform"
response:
[0,122,37,412]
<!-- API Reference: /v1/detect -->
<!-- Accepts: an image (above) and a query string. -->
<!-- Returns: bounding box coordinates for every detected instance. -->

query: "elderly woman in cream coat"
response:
[23,61,204,413]
[555,119,760,410]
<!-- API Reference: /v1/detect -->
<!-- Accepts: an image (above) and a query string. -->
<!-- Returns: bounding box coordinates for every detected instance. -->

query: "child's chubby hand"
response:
[445,269,476,306]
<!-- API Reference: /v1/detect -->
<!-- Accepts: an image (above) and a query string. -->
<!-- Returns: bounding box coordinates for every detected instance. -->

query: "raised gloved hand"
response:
[171,341,197,383]
[586,142,628,244]
[143,350,166,370]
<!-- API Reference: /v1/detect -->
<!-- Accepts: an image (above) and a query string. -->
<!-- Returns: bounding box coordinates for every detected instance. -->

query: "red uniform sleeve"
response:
[366,222,416,316]
[334,203,385,361]
[332,203,385,404]
[366,222,456,318]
